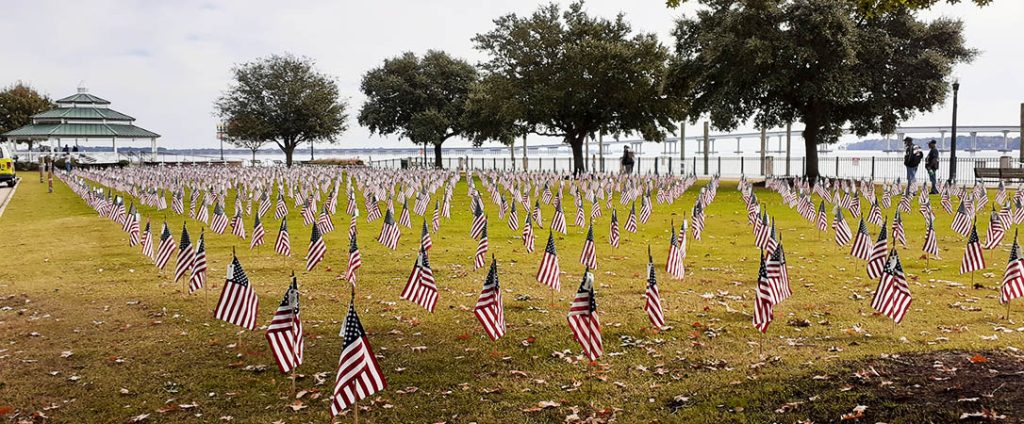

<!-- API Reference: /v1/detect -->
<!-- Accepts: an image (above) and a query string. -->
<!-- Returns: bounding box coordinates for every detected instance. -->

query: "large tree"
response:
[669,0,974,182]
[0,82,54,150]
[215,54,348,167]
[358,50,478,168]
[667,0,991,15]
[472,1,679,175]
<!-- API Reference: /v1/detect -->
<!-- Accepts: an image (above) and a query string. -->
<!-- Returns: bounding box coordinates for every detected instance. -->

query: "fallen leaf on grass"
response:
[288,400,306,412]
[128,413,150,422]
[960,408,1006,420]
[60,351,73,358]
[968,354,988,364]
[841,405,867,420]
[523,400,561,412]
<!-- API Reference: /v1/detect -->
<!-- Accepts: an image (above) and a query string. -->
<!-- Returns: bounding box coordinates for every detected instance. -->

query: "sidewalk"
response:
[0,180,19,219]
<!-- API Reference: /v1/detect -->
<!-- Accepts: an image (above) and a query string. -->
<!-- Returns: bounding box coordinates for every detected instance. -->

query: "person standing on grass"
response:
[903,136,923,187]
[925,139,940,194]
[621,146,635,174]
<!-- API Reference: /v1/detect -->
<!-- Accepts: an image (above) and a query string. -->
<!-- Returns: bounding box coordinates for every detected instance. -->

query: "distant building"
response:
[1,85,159,157]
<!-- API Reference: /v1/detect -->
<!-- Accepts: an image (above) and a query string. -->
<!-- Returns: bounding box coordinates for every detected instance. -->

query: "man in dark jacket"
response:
[925,139,940,194]
[903,137,923,187]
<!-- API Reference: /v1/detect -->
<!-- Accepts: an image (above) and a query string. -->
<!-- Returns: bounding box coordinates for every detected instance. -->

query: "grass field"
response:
[1,172,1022,423]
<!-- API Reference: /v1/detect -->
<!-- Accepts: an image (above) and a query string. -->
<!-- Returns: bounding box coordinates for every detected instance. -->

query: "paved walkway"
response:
[0,180,19,219]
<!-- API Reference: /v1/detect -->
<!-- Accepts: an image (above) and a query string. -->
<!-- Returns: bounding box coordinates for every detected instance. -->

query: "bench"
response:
[974,167,1024,183]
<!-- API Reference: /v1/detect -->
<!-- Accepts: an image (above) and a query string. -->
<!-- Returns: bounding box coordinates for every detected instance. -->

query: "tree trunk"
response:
[803,121,821,185]
[251,148,257,165]
[309,141,314,161]
[284,145,295,167]
[433,143,443,169]
[569,134,586,177]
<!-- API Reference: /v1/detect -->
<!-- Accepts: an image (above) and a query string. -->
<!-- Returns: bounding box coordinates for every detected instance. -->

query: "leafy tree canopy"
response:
[358,50,478,167]
[472,1,680,174]
[668,0,974,182]
[0,82,54,149]
[667,0,991,16]
[214,54,348,167]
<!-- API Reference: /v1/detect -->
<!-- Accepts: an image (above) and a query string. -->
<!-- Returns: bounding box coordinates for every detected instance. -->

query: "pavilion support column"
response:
[759,127,767,176]
[112,138,118,159]
[151,138,157,161]
[702,121,710,176]
[785,123,792,176]
[1019,103,1023,163]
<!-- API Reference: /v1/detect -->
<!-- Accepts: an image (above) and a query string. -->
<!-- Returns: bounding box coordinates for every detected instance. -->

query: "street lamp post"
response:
[215,123,226,161]
[947,80,960,184]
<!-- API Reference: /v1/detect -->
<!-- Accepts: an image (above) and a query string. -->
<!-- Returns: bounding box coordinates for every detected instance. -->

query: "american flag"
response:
[678,220,688,259]
[250,214,266,249]
[691,200,705,241]
[589,199,601,220]
[306,223,327,272]
[141,218,154,260]
[960,224,986,274]
[867,219,889,279]
[566,269,602,360]
[523,213,536,253]
[530,199,542,226]
[420,219,432,251]
[580,221,597,269]
[401,247,438,312]
[666,222,684,279]
[121,202,136,232]
[644,247,666,330]
[625,202,638,233]
[474,256,506,341]
[639,194,652,223]
[870,249,912,324]
[574,202,586,227]
[1001,230,1024,304]
[172,191,184,215]
[923,216,940,258]
[377,208,401,250]
[951,200,972,237]
[331,300,387,417]
[318,205,335,234]
[230,210,247,239]
[609,209,620,248]
[276,217,291,256]
[265,275,304,374]
[214,254,259,331]
[551,199,567,234]
[507,201,519,231]
[941,189,954,215]
[475,222,489,270]
[892,210,907,247]
[996,181,1008,205]
[984,207,1006,249]
[155,221,176,271]
[432,200,441,232]
[189,231,208,294]
[832,208,852,246]
[816,200,828,232]
[868,200,883,226]
[174,223,195,283]
[754,212,770,249]
[344,231,362,285]
[399,199,412,228]
[275,193,289,220]
[1014,199,1024,225]
[258,191,271,218]
[752,254,774,333]
[128,212,140,247]
[765,238,791,304]
[301,199,316,226]
[537,231,560,291]
[850,217,872,260]
[349,207,359,239]
[197,203,210,225]
[366,195,383,222]
[211,203,229,234]
[471,202,487,239]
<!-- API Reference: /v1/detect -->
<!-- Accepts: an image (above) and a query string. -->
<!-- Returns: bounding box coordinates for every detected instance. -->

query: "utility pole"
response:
[948,80,960,183]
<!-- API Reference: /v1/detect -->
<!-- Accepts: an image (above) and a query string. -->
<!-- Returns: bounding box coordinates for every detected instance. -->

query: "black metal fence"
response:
[368,154,1019,183]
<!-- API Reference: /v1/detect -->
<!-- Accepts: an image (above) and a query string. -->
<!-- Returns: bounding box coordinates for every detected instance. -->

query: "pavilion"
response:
[2,86,160,162]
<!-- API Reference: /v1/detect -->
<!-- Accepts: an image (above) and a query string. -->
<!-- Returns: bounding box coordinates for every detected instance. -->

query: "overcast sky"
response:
[2,0,1020,149]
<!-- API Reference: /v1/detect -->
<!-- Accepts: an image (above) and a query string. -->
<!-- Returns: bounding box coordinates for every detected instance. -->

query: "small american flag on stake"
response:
[401,247,438,312]
[644,246,666,330]
[474,256,506,341]
[265,274,303,374]
[331,297,387,418]
[537,231,560,291]
[567,268,603,361]
[214,253,259,331]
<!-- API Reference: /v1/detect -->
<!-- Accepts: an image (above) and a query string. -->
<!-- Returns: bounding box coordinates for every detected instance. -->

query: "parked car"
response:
[0,145,17,187]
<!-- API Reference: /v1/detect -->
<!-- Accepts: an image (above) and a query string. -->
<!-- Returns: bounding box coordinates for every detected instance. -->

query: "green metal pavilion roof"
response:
[32,107,134,121]
[55,92,110,105]
[3,123,160,139]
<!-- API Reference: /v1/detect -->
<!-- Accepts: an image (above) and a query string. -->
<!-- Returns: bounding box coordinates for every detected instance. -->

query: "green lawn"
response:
[0,171,1019,423]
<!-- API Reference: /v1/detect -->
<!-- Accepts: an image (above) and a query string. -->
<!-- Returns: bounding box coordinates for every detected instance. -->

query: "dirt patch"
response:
[703,349,1024,423]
